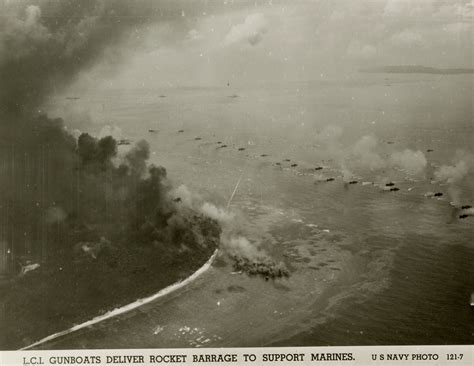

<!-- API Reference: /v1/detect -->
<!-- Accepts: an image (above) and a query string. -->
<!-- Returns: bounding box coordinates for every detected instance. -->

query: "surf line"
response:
[22,249,219,350]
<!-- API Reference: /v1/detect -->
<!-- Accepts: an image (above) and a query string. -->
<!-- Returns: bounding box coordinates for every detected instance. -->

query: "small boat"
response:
[117,139,132,145]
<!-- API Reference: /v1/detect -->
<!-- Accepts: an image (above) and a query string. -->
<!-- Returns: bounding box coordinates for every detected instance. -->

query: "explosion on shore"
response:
[232,255,290,280]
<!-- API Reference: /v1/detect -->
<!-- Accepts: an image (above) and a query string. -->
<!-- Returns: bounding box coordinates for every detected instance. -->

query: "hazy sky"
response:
[65,0,473,89]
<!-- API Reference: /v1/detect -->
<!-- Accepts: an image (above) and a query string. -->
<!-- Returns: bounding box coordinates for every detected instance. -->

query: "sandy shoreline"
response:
[23,250,218,350]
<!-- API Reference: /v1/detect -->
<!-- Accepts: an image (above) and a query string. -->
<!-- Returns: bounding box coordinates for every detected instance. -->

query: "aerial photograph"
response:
[0,0,473,350]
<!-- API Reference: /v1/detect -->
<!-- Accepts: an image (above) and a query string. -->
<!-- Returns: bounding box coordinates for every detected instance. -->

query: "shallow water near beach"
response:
[40,73,474,348]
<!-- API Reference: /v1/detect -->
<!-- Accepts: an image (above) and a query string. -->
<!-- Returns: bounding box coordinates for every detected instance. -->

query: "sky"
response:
[4,0,472,90]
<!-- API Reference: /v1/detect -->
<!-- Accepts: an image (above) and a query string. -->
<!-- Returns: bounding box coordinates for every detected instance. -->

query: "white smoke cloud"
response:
[224,13,268,46]
[352,135,385,170]
[200,202,235,224]
[435,160,470,184]
[390,149,427,175]
[221,235,266,260]
[98,124,123,140]
[170,185,235,224]
[434,151,474,206]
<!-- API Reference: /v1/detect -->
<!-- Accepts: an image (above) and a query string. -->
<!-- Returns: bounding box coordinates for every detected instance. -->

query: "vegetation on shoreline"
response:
[0,125,221,350]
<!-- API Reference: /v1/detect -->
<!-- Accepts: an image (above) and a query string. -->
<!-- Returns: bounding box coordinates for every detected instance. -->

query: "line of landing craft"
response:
[118,128,473,221]
[114,127,474,304]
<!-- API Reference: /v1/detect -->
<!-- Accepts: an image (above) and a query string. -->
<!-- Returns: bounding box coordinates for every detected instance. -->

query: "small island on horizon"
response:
[360,65,474,75]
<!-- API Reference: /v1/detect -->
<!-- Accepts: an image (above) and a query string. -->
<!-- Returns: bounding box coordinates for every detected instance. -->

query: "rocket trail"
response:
[227,169,245,211]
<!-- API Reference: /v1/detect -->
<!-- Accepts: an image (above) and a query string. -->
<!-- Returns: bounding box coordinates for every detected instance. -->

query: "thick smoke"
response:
[352,135,385,171]
[0,1,221,274]
[167,184,287,277]
[313,127,428,182]
[434,151,474,206]
[390,149,427,175]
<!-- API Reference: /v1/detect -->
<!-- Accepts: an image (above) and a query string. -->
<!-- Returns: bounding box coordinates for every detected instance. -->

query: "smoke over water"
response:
[168,184,288,278]
[434,151,474,206]
[313,126,428,182]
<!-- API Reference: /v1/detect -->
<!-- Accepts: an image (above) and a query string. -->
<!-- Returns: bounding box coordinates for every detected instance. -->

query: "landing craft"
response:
[390,187,400,192]
[148,129,158,133]
[385,182,395,187]
[326,178,335,182]
[462,205,472,210]
[117,139,132,146]
[348,180,358,185]
[314,167,323,170]
[434,192,443,197]
[459,214,469,219]
[238,147,245,151]
[291,163,298,167]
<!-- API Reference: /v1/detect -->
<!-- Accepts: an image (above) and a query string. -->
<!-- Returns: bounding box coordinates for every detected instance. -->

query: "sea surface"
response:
[42,73,474,348]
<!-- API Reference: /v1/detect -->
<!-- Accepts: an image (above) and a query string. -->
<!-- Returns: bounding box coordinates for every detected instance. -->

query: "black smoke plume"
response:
[0,0,222,273]
[0,1,223,349]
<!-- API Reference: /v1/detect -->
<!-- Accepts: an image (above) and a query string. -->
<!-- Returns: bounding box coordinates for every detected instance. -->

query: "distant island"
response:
[360,65,474,75]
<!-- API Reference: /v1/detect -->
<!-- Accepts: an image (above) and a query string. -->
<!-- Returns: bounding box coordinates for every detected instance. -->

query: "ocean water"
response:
[41,73,474,348]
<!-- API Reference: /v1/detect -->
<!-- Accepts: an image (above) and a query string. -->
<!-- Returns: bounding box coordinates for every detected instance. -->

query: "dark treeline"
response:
[0,114,221,349]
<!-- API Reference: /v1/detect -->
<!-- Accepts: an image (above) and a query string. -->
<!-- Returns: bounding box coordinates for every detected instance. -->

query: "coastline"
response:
[23,249,218,350]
